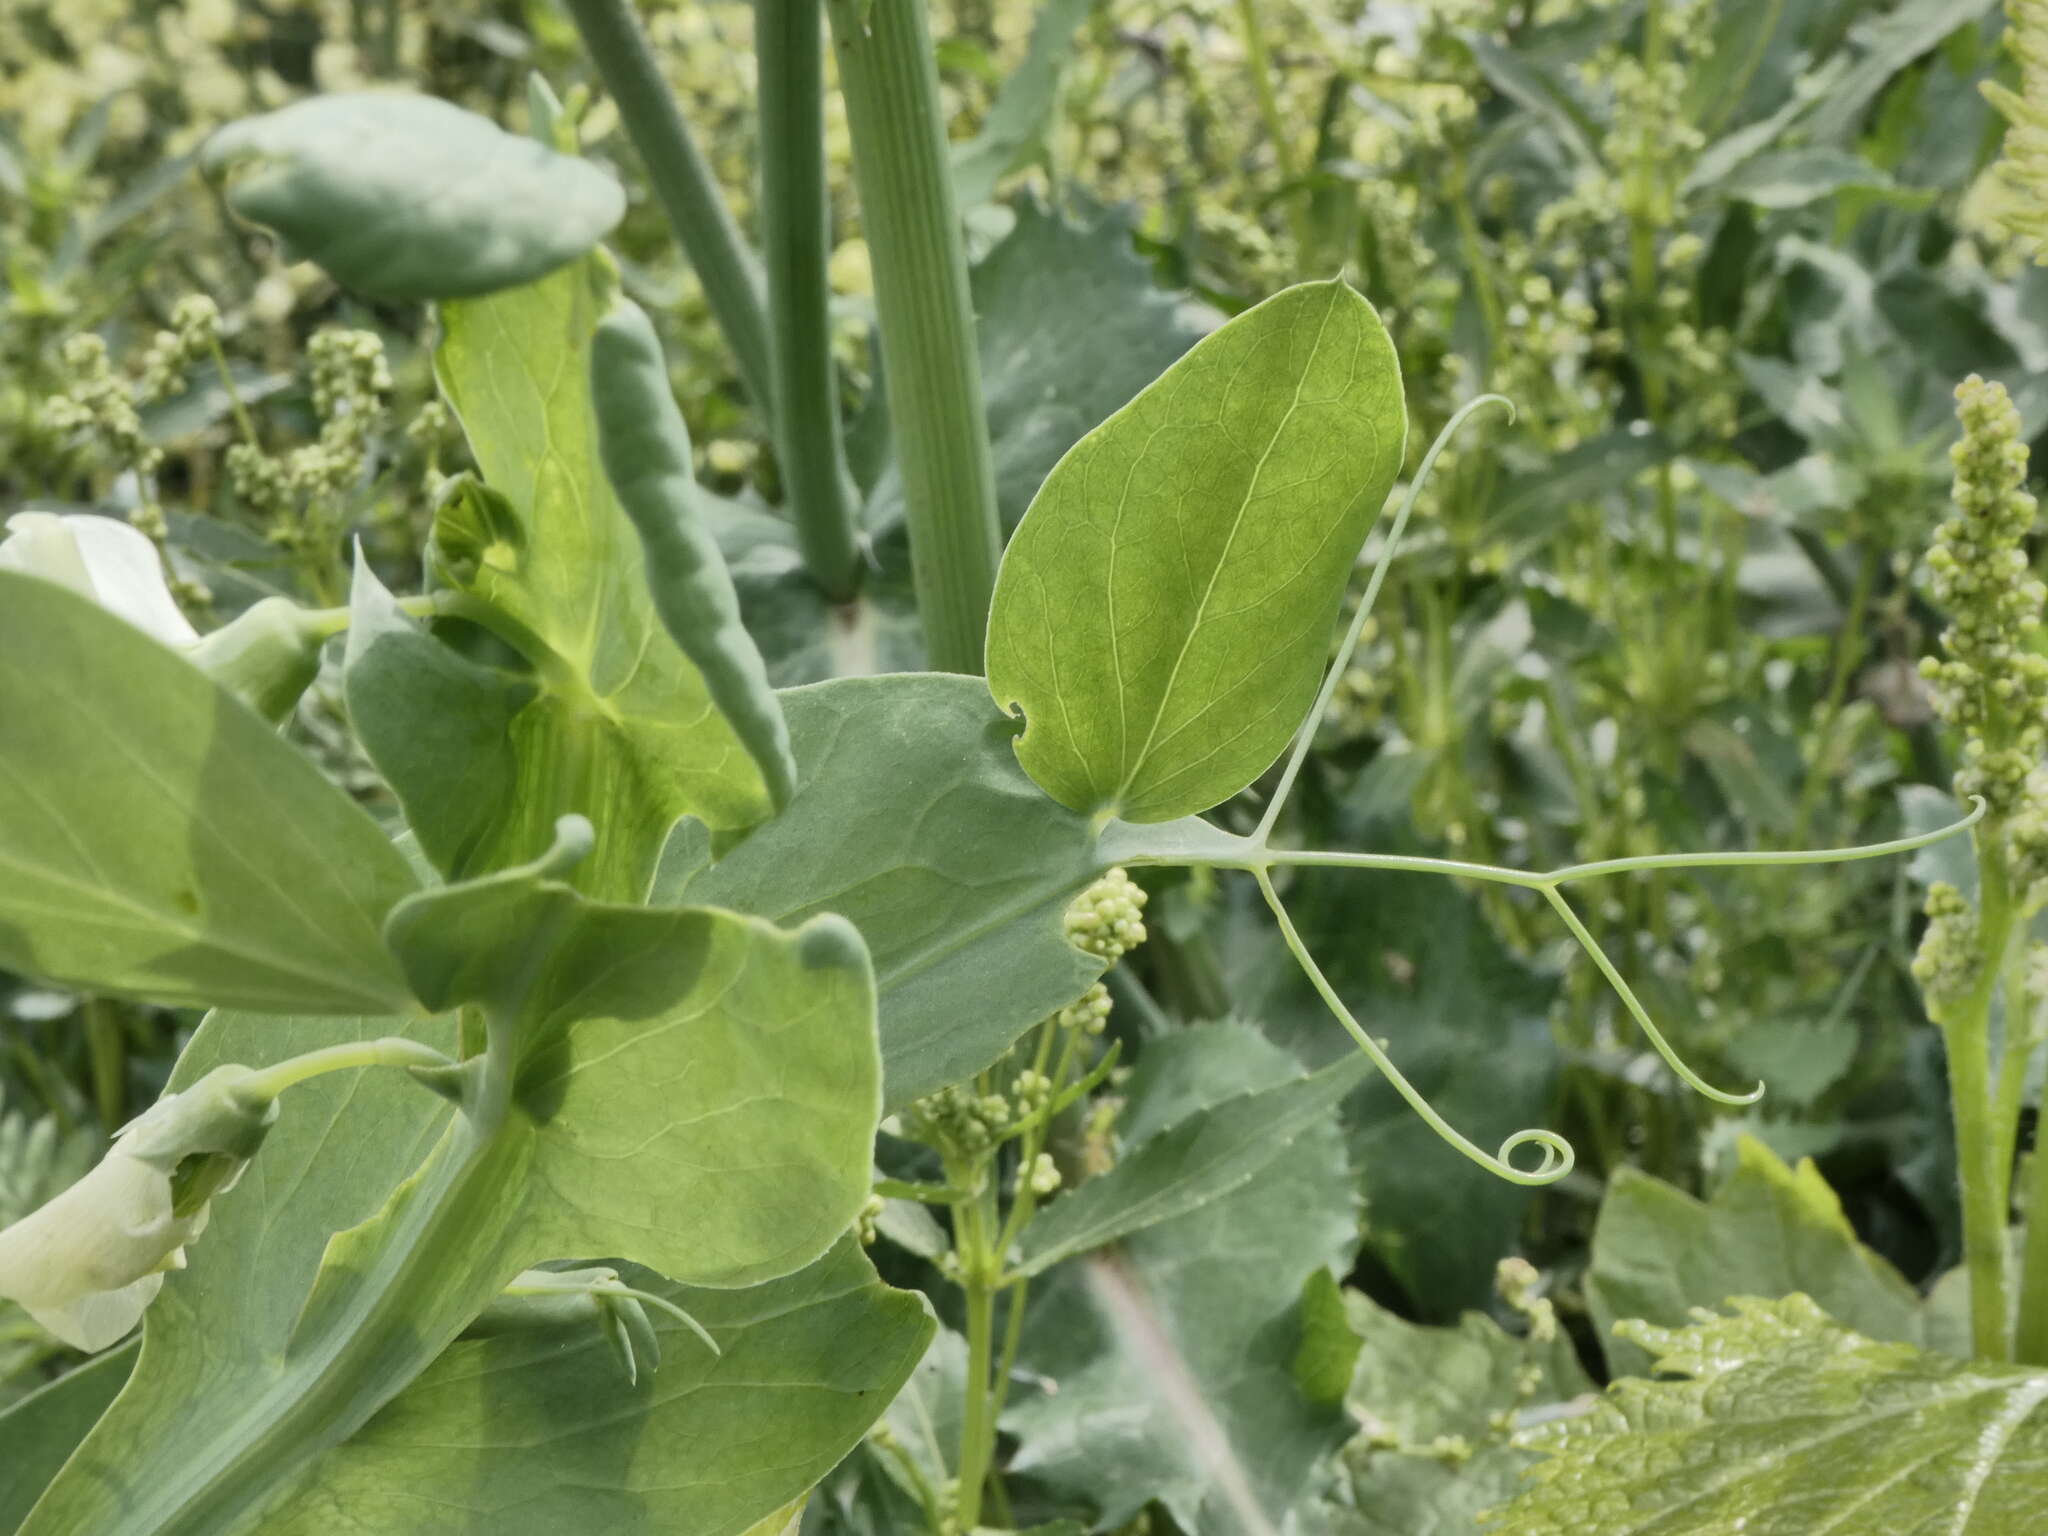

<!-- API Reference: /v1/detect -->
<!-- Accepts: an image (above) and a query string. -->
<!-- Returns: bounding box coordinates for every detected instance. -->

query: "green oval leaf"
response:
[201,94,624,302]
[985,278,1406,823]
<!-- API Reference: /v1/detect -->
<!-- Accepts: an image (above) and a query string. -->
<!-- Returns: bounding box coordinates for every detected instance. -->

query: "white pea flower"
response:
[0,511,200,648]
[0,510,327,723]
[0,1067,275,1352]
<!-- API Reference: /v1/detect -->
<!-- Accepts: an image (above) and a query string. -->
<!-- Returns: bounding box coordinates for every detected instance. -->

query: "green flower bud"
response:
[188,596,330,724]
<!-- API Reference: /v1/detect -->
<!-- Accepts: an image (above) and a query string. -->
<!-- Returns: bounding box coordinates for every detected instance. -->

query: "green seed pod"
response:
[590,298,797,812]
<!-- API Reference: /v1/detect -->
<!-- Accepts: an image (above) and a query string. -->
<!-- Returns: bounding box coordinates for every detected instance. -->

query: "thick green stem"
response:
[757,0,864,599]
[563,0,777,418]
[1950,842,2018,1362]
[1994,923,2038,1179]
[828,0,1003,673]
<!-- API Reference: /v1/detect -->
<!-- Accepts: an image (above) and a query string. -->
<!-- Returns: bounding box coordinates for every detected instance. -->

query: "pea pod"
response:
[591,298,797,812]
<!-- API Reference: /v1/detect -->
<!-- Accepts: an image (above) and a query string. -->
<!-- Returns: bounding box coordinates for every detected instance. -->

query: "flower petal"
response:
[0,512,200,648]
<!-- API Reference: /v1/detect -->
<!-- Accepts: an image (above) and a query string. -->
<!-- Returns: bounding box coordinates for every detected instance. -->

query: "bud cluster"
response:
[137,296,224,403]
[1912,882,1983,1022]
[1056,982,1113,1037]
[228,326,392,535]
[1918,376,2047,819]
[42,333,159,476]
[907,1083,1013,1155]
[1987,0,2048,259]
[1064,867,1149,962]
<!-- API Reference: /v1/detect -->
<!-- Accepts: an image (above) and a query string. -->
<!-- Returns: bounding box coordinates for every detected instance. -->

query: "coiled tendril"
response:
[1159,393,1988,1188]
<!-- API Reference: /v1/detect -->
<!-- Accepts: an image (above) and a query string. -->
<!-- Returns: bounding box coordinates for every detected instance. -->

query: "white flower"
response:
[0,1143,201,1351]
[0,511,199,648]
[0,510,330,723]
[0,1067,273,1352]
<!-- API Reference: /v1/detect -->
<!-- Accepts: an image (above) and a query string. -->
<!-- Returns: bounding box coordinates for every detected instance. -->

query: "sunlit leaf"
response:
[1584,1135,1945,1378]
[986,278,1406,823]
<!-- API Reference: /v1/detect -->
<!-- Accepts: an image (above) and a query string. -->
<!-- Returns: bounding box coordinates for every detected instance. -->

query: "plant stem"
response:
[955,1200,999,1529]
[1950,838,2018,1361]
[756,0,864,599]
[1994,923,2037,1179]
[1792,546,1877,845]
[230,1037,458,1104]
[563,0,777,418]
[828,0,1003,673]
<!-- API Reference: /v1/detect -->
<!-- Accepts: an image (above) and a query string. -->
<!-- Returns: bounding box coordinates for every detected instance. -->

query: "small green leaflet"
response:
[1490,1295,2048,1535]
[203,94,623,301]
[986,278,1406,823]
[0,573,419,1016]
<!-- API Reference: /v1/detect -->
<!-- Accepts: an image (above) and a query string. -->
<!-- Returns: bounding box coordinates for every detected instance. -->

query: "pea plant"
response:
[0,3,2036,1534]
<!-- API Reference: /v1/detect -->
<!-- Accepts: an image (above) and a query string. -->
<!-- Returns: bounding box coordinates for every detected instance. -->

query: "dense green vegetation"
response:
[2,0,2048,1531]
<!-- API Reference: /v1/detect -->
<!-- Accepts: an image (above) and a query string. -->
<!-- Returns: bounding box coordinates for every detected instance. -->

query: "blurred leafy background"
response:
[3,0,2045,1525]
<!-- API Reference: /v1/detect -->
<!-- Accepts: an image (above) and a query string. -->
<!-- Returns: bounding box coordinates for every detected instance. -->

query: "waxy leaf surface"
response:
[203,94,623,301]
[986,278,1405,822]
[0,573,418,1015]
[0,1346,134,1529]
[1492,1296,2048,1535]
[382,859,882,1290]
[1322,1286,1589,1536]
[679,674,1221,1108]
[425,259,776,897]
[1014,1050,1370,1277]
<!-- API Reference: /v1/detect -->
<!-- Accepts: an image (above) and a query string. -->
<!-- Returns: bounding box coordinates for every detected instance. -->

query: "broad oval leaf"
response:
[202,94,623,301]
[986,278,1406,823]
[0,572,419,1015]
[20,1011,460,1536]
